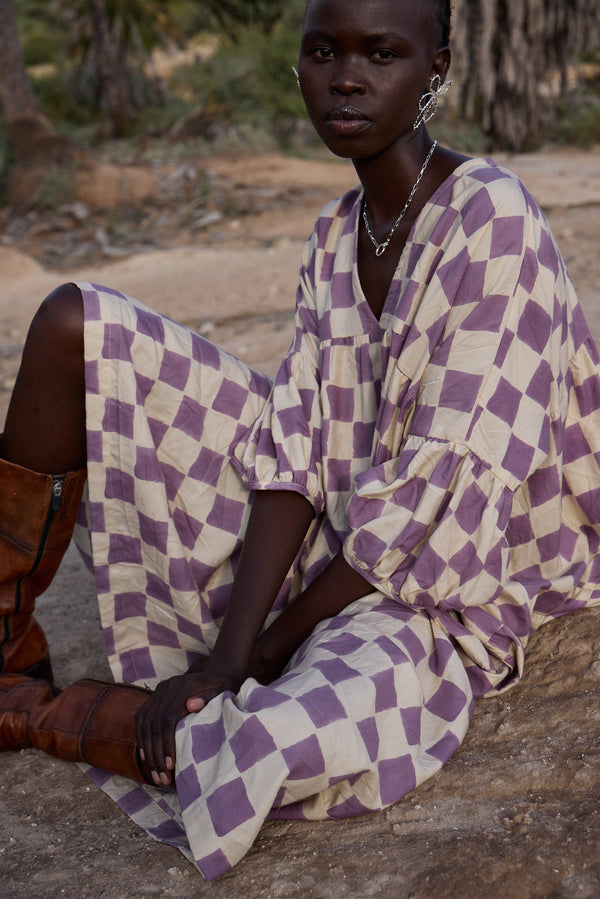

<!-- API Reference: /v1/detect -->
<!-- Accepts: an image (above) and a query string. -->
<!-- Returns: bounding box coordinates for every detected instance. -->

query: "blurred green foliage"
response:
[29,161,77,208]
[170,25,306,124]
[554,93,600,145]
[199,0,303,39]
[7,0,600,156]
[556,49,600,145]
[10,0,308,148]
[14,0,62,65]
[53,0,184,57]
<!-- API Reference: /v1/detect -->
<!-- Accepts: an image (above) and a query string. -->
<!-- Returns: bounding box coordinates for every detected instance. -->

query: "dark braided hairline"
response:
[434,0,452,46]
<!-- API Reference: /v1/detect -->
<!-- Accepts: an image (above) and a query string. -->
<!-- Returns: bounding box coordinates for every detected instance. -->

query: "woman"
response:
[1,0,599,880]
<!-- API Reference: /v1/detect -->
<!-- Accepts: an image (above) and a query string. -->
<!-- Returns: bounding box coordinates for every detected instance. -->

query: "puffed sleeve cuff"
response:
[232,350,325,515]
[344,436,512,607]
[343,436,527,693]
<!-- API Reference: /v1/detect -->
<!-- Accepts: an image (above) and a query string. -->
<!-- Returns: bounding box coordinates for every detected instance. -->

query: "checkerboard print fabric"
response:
[72,158,600,879]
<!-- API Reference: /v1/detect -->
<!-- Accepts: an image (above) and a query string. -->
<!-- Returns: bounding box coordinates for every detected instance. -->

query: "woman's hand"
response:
[247,633,289,685]
[246,648,279,685]
[135,670,239,787]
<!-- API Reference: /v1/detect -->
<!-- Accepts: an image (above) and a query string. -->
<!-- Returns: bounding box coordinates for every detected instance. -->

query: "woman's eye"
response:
[372,49,397,61]
[312,47,335,59]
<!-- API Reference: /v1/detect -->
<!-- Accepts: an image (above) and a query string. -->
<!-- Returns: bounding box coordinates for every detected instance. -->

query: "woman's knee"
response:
[27,283,84,356]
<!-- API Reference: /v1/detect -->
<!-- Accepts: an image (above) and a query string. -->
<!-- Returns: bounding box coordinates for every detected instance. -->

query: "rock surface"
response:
[1,150,600,899]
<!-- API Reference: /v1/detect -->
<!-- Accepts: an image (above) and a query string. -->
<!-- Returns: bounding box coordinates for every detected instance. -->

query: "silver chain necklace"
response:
[362,140,438,257]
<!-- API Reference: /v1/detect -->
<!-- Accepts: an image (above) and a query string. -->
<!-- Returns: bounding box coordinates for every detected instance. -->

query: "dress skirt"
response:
[72,283,474,880]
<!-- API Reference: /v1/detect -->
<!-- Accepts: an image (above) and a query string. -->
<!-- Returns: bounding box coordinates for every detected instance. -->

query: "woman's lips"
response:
[325,106,372,135]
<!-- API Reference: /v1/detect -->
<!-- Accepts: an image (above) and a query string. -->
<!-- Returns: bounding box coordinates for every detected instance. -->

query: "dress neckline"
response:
[352,156,489,327]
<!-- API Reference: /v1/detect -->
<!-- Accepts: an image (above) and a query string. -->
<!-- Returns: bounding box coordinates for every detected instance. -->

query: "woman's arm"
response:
[199,489,315,681]
[136,488,314,784]
[247,551,373,684]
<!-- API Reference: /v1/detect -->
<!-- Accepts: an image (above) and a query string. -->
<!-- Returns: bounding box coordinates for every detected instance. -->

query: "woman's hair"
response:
[433,0,452,47]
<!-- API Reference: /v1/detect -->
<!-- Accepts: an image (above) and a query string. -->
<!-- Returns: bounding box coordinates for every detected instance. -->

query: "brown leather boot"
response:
[0,455,87,680]
[0,673,155,784]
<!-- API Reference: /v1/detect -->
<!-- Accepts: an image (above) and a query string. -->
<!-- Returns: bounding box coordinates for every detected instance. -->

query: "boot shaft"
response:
[0,455,87,675]
[0,674,153,784]
[0,461,87,614]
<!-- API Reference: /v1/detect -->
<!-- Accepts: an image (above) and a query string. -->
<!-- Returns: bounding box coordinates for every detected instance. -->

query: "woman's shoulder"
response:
[315,185,362,226]
[305,186,363,255]
[445,156,544,222]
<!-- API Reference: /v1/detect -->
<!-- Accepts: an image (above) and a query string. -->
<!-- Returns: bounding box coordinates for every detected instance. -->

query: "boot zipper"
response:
[13,475,65,616]
[51,475,64,512]
[1,475,66,669]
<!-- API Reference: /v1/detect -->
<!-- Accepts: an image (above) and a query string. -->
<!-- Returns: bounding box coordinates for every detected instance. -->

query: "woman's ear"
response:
[432,47,451,84]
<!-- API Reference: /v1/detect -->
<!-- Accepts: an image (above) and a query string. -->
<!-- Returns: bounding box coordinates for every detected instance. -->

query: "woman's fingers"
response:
[184,688,222,713]
[185,695,206,713]
[152,679,185,777]
[134,673,235,785]
[150,711,168,779]
[135,696,155,769]
[135,682,179,782]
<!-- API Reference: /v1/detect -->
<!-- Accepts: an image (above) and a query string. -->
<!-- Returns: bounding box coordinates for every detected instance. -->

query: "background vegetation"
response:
[11,0,307,140]
[0,0,599,209]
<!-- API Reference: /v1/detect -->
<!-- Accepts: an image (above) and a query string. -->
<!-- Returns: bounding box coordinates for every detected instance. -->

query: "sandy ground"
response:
[1,149,600,898]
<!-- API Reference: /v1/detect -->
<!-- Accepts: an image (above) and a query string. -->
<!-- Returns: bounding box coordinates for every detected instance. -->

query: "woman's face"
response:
[298,0,449,161]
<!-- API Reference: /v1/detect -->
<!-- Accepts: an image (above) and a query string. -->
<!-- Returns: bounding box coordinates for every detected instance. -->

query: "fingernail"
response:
[139,748,145,761]
[151,771,161,786]
[166,756,174,770]
[160,772,171,786]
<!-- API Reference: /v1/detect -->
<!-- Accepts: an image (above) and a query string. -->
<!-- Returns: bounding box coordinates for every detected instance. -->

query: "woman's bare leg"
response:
[1,282,86,474]
[0,283,87,679]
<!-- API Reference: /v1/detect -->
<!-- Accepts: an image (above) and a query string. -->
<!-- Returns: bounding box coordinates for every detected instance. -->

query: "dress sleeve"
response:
[345,172,571,694]
[232,232,325,513]
[344,439,518,693]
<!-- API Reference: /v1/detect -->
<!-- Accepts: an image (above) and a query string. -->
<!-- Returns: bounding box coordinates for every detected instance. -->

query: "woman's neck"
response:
[353,130,436,228]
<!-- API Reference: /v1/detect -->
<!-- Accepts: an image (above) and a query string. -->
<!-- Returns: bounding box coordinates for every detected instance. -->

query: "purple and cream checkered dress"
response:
[72,158,600,879]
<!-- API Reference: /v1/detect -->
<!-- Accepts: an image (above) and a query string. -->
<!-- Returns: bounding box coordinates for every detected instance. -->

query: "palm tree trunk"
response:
[0,0,70,163]
[451,0,600,150]
[89,0,136,137]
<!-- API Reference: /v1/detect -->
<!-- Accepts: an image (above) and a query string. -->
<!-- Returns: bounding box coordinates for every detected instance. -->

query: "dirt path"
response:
[1,150,600,899]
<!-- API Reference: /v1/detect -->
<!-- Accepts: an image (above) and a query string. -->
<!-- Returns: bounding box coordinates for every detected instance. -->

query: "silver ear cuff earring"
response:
[292,65,301,89]
[413,74,453,130]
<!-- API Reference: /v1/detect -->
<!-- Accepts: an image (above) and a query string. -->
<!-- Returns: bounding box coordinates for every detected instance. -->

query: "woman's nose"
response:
[330,62,366,96]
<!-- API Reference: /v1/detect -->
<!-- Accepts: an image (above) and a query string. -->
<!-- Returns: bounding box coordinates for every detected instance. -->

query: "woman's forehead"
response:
[303,0,433,39]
